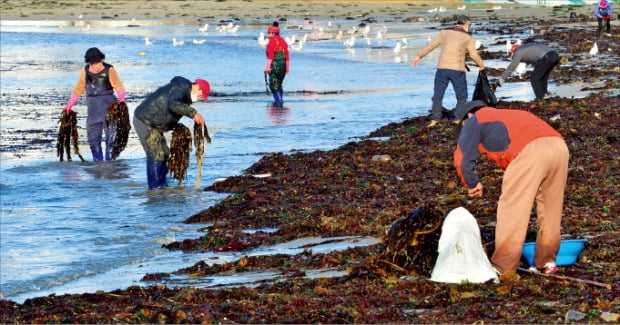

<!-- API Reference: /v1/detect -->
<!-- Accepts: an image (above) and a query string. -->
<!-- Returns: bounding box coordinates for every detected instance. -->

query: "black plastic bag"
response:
[472,70,497,107]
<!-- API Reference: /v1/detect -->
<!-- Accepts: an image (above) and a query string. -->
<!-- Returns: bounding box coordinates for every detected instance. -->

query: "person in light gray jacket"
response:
[499,43,559,100]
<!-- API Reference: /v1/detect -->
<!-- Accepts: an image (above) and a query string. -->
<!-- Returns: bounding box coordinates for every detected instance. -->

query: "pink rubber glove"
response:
[64,93,79,112]
[285,60,290,75]
[116,88,126,103]
[264,59,273,73]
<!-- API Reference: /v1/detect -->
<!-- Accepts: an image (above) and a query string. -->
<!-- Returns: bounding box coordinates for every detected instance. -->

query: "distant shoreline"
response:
[0,0,597,23]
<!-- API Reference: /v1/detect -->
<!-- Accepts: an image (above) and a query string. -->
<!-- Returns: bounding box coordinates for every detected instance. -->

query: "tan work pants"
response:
[491,136,569,273]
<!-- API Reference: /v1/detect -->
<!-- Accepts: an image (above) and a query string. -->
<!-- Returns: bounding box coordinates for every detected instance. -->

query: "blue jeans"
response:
[432,69,468,121]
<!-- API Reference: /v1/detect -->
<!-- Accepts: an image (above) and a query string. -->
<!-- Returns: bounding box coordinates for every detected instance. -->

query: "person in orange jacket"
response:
[264,22,290,107]
[64,47,126,161]
[453,100,569,277]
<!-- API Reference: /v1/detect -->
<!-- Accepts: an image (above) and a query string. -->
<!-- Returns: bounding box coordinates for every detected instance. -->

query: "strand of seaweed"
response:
[56,110,85,162]
[105,102,131,161]
[193,122,212,189]
[169,124,192,184]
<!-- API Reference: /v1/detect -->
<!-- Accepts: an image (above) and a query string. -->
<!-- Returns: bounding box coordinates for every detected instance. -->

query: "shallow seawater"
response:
[0,17,554,302]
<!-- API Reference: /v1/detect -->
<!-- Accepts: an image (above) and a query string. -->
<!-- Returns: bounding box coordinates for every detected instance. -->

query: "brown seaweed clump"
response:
[351,205,445,279]
[193,122,211,189]
[168,123,192,184]
[56,109,84,162]
[105,102,131,161]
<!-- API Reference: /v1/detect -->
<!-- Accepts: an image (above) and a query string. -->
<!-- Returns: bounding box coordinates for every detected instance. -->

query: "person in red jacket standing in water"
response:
[264,22,290,107]
[453,100,569,279]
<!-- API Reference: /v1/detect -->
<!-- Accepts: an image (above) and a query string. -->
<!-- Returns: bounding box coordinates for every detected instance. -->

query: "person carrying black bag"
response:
[412,15,486,128]
[472,70,498,107]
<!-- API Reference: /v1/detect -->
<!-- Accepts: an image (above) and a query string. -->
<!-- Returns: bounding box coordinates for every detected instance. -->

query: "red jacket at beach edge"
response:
[454,107,562,188]
[453,106,569,274]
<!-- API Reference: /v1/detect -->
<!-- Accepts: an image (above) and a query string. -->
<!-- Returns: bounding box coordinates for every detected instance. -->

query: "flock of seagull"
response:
[75,5,601,72]
[140,22,240,47]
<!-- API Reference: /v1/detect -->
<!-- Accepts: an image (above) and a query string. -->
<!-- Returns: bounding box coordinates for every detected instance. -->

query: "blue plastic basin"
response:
[522,239,587,267]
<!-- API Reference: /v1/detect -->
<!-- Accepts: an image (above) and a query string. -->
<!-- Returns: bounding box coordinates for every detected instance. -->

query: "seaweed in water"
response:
[56,110,85,162]
[105,102,131,161]
[193,122,211,189]
[169,123,192,184]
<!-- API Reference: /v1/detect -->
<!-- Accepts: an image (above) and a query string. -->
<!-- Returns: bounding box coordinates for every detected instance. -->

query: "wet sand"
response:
[0,0,598,22]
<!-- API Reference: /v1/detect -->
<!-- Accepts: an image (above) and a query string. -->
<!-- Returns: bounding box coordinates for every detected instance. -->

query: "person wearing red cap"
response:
[498,42,559,100]
[264,21,290,107]
[594,0,614,37]
[64,47,126,161]
[133,76,209,189]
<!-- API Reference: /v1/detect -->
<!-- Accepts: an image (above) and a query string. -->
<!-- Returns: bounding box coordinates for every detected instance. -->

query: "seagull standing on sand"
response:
[505,39,512,55]
[589,42,598,57]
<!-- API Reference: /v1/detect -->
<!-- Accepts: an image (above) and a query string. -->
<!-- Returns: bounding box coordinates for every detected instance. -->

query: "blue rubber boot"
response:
[147,160,168,190]
[272,93,283,107]
[105,147,112,161]
[91,148,104,162]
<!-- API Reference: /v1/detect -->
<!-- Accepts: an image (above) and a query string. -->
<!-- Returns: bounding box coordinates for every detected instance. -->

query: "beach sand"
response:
[0,0,597,22]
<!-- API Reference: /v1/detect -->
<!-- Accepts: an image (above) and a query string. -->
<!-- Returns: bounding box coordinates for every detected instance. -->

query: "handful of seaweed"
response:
[378,205,445,276]
[350,205,445,279]
[105,102,131,161]
[56,110,85,162]
[193,122,212,189]
[169,124,192,184]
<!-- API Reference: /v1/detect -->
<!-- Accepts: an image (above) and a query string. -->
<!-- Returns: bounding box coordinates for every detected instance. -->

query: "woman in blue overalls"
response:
[64,47,126,161]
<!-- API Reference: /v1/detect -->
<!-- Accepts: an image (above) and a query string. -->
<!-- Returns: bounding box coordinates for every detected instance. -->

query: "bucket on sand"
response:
[522,239,587,267]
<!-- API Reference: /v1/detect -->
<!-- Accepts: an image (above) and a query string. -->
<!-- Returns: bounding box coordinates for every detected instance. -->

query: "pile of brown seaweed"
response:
[56,109,84,162]
[105,102,131,161]
[1,23,618,324]
[3,92,616,324]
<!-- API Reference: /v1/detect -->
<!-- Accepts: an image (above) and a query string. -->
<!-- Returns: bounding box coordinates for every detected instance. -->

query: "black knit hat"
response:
[456,15,470,25]
[84,47,105,64]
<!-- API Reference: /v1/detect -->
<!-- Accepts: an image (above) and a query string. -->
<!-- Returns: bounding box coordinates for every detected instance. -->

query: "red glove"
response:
[264,59,273,73]
[285,60,290,75]
[64,93,79,112]
[116,88,126,103]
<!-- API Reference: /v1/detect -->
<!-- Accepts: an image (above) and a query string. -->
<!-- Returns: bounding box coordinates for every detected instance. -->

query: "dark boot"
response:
[91,148,104,161]
[147,160,168,190]
[431,96,443,121]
